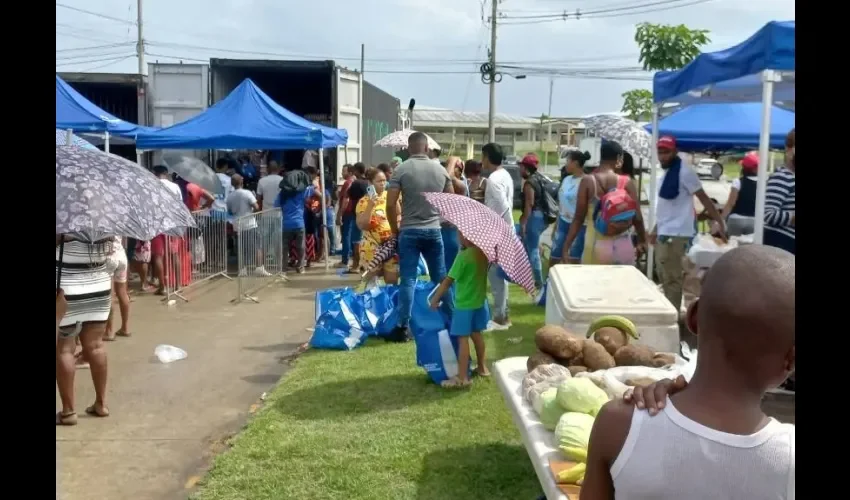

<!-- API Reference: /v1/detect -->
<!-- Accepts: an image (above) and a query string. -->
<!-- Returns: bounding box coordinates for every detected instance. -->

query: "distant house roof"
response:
[412,108,540,128]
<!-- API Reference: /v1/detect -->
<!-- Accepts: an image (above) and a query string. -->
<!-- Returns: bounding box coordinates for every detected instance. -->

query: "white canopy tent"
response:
[646,20,795,278]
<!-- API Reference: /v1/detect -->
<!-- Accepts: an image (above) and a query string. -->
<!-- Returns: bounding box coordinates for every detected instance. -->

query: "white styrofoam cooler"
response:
[545,265,680,353]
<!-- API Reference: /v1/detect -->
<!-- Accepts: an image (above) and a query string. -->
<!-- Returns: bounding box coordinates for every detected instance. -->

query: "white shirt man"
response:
[484,167,515,226]
[256,171,283,210]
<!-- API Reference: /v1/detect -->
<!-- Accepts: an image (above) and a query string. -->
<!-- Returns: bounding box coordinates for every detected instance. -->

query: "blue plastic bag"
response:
[409,281,471,384]
[361,285,398,336]
[417,255,429,277]
[311,287,373,350]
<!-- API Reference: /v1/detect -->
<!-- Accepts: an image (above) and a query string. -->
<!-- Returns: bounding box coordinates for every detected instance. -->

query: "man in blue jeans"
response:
[386,132,456,342]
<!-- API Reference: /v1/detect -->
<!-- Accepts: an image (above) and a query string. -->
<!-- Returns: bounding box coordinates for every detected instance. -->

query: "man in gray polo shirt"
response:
[386,132,454,342]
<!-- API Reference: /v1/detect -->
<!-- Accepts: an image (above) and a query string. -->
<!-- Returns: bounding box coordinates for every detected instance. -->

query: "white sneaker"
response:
[254,266,272,277]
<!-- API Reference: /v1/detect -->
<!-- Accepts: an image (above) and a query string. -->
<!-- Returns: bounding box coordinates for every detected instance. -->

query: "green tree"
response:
[621,23,711,119]
[620,89,653,121]
[634,22,711,71]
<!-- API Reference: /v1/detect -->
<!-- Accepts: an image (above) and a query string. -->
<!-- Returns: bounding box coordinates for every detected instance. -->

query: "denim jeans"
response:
[340,213,358,264]
[441,225,460,271]
[523,210,547,286]
[487,264,509,320]
[326,224,336,255]
[397,228,454,328]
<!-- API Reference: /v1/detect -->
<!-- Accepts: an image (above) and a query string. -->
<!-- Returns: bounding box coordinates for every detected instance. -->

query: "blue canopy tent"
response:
[644,20,795,275]
[135,78,348,150]
[644,103,795,151]
[55,75,157,150]
[137,78,349,269]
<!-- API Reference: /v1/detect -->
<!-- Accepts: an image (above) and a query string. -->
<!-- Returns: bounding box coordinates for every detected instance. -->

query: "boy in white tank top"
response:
[581,245,795,500]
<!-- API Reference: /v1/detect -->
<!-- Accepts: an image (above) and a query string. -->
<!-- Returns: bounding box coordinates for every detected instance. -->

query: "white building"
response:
[412,106,584,160]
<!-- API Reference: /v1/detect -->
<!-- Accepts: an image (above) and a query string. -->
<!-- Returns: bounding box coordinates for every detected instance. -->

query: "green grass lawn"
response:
[194,287,544,500]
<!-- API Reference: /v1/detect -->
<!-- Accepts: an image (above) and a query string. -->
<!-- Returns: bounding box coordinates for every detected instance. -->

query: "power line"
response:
[56,2,136,25]
[56,54,135,67]
[79,55,135,72]
[500,0,694,19]
[500,0,714,25]
[56,42,135,53]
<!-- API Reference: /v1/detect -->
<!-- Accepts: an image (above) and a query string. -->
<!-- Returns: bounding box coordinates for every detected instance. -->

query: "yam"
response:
[527,351,557,372]
[614,345,655,367]
[593,327,628,356]
[535,325,584,359]
[625,377,657,387]
[568,353,585,367]
[583,340,616,371]
[651,353,677,368]
[568,366,588,376]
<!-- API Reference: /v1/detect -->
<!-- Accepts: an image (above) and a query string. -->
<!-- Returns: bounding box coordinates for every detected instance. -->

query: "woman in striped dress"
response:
[763,129,795,255]
[56,236,112,425]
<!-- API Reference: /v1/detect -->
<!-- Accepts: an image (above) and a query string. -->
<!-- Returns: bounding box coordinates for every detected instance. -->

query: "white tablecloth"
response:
[493,356,570,500]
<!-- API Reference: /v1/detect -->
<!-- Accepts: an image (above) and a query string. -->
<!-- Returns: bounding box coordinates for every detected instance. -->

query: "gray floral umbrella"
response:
[56,145,196,242]
[582,114,652,160]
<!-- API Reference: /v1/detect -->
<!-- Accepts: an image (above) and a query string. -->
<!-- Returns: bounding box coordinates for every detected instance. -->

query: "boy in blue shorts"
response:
[429,232,490,389]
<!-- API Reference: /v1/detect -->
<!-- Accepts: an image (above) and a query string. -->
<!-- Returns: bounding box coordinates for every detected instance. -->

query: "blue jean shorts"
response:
[450,302,491,337]
[551,219,586,261]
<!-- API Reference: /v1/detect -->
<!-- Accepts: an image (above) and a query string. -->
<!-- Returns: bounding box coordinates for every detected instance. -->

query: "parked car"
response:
[696,158,724,180]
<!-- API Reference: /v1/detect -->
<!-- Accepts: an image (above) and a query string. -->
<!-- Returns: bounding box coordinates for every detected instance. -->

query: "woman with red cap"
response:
[719,151,759,236]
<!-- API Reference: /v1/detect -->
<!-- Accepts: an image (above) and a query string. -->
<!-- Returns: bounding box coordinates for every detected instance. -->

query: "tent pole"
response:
[646,105,660,280]
[318,149,330,272]
[344,145,349,165]
[65,129,73,145]
[104,131,111,154]
[753,70,777,245]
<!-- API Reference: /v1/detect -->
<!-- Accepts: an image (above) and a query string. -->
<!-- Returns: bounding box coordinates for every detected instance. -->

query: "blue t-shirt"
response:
[275,186,315,230]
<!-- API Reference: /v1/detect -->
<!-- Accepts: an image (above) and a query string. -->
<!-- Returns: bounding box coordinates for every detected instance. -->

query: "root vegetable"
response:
[593,326,628,355]
[625,377,657,387]
[583,340,616,371]
[614,345,655,367]
[568,366,588,376]
[535,325,584,359]
[652,353,676,368]
[527,351,557,372]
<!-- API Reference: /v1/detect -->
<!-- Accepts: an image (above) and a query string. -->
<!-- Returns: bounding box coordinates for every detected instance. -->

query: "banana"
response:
[560,446,588,463]
[586,315,639,340]
[557,462,586,484]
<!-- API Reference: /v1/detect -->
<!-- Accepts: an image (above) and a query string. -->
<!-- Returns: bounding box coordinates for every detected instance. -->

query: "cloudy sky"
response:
[56,0,794,117]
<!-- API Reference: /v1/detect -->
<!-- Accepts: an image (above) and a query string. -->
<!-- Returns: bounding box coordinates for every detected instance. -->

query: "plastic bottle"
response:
[154,344,188,363]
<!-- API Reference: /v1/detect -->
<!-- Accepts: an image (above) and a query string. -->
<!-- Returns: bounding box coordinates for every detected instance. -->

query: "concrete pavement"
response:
[56,269,350,500]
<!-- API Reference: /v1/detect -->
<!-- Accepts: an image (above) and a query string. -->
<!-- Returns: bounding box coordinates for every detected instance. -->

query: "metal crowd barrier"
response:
[233,207,284,303]
[161,209,231,302]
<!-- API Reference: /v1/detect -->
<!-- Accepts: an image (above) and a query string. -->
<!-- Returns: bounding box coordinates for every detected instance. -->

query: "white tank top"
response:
[612,400,795,500]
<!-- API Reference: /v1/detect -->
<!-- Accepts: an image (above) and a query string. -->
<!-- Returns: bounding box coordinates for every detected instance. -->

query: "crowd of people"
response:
[56,126,797,419]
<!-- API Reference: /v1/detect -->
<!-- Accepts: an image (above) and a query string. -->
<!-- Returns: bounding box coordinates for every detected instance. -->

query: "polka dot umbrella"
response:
[422,192,535,295]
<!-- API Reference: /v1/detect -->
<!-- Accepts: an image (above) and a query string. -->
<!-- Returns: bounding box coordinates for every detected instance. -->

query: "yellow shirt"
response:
[355,191,393,263]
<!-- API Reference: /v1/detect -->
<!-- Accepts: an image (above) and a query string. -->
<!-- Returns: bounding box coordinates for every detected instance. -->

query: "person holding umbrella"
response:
[56,145,195,425]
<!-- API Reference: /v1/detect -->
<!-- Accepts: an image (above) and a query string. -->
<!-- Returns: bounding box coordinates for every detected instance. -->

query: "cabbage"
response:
[556,377,610,416]
[538,388,566,430]
[554,412,595,450]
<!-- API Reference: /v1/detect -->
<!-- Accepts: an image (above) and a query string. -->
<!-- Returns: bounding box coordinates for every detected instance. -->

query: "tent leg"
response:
[344,145,349,165]
[65,129,73,145]
[104,131,111,153]
[318,150,330,272]
[753,70,777,245]
[646,106,660,281]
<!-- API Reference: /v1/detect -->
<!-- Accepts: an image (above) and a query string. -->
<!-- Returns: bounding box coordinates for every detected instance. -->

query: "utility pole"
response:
[487,0,498,142]
[136,0,145,78]
[360,43,365,75]
[547,77,554,142]
[136,0,146,166]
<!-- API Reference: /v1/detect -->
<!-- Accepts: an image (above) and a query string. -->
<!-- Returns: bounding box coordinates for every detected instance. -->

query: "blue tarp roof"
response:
[136,79,349,150]
[653,21,795,105]
[644,103,795,151]
[56,75,156,137]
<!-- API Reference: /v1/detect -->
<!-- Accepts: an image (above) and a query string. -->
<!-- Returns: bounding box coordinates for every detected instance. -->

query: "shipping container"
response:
[58,72,145,161]
[146,59,400,183]
[362,81,401,167]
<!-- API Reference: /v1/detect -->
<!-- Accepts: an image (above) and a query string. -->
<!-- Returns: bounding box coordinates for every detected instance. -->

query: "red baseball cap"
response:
[518,153,539,168]
[740,151,759,172]
[657,136,677,150]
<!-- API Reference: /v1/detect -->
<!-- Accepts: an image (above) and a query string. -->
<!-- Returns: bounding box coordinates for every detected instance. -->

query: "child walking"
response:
[429,232,491,389]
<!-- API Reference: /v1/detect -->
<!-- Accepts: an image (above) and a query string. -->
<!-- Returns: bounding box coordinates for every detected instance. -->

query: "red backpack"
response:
[592,175,637,236]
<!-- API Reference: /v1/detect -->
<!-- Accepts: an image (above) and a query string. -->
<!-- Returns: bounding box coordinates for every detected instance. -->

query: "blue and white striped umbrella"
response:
[55,129,99,151]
